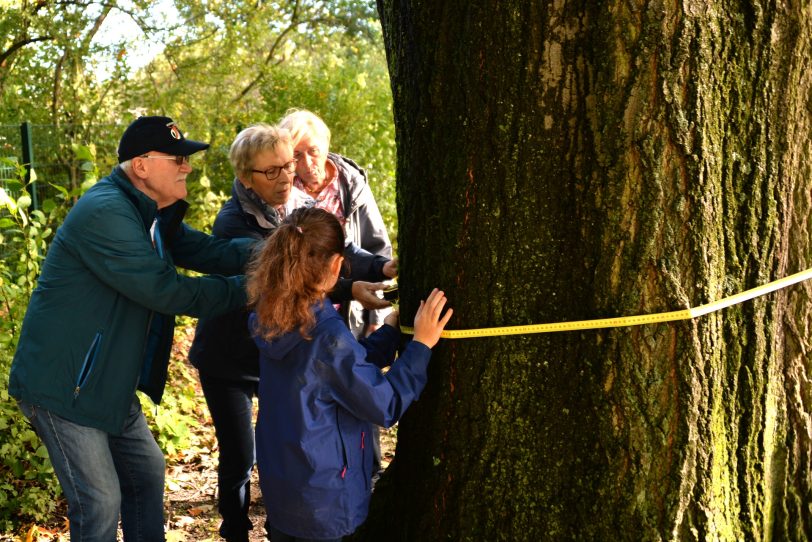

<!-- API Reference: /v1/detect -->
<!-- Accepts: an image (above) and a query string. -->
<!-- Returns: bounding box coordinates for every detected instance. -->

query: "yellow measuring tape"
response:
[400,267,812,339]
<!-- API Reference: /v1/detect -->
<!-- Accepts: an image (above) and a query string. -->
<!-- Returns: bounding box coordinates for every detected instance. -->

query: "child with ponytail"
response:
[247,207,452,542]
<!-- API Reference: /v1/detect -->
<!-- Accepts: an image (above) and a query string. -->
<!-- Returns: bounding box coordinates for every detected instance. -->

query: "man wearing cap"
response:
[8,116,252,541]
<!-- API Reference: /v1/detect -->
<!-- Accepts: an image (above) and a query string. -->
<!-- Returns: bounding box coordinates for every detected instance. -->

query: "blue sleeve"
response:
[358,324,400,369]
[64,201,247,318]
[171,223,255,275]
[319,324,431,428]
[343,242,387,281]
[327,243,388,303]
[328,278,354,303]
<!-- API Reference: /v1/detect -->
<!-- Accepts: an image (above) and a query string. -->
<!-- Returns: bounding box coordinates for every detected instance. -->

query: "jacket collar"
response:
[108,165,158,227]
[232,179,281,230]
[254,300,340,360]
[107,165,189,233]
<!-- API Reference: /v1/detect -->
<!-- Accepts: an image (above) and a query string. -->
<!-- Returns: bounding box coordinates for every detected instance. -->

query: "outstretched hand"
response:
[412,288,453,349]
[352,281,391,310]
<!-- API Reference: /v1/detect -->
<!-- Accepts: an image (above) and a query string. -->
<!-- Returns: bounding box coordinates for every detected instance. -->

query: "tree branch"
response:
[0,36,53,67]
[230,0,303,105]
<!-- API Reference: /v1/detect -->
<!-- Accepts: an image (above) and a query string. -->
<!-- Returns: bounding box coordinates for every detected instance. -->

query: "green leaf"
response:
[41,199,57,213]
[72,144,95,161]
[49,183,69,197]
[2,180,22,192]
[17,194,32,209]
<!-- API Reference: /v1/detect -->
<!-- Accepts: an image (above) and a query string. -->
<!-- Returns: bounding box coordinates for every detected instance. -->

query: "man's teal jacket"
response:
[9,166,252,434]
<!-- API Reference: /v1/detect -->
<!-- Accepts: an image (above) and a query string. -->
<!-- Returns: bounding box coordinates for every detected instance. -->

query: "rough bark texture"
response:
[357,1,812,540]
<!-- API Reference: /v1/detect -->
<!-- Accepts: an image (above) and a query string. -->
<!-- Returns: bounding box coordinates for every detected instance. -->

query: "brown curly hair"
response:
[247,207,345,341]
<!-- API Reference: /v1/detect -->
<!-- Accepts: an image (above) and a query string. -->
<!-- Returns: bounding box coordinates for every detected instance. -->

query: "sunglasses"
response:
[140,154,190,166]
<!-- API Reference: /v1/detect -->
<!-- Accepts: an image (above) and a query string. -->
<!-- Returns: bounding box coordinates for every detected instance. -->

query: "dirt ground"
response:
[161,424,397,542]
[8,325,398,542]
[12,427,396,542]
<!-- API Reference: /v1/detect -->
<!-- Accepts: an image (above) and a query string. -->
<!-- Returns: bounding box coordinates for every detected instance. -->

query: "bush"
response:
[0,158,68,530]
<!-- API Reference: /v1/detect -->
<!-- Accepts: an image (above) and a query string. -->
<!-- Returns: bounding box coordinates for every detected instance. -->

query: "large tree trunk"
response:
[358,1,812,540]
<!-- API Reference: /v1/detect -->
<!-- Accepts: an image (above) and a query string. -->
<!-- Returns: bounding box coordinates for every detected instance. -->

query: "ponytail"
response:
[247,207,345,340]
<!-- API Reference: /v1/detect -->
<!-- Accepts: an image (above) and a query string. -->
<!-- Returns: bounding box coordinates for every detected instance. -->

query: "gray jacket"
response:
[293,153,392,337]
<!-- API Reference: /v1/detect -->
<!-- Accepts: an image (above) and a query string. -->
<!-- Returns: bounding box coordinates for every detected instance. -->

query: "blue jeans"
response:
[199,373,263,542]
[18,396,166,542]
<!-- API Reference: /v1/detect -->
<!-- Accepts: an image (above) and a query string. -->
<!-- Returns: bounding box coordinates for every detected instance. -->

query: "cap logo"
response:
[167,122,182,140]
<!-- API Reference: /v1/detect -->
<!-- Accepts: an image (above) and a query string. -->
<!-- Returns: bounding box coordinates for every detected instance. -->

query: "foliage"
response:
[0,159,70,531]
[1,0,395,234]
[0,145,100,531]
[178,35,397,235]
[140,319,205,458]
[1,0,381,201]
[257,39,397,239]
[119,2,396,235]
[0,0,397,531]
[1,0,145,194]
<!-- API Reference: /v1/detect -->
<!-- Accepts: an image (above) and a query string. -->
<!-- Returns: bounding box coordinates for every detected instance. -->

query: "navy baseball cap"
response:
[117,116,209,163]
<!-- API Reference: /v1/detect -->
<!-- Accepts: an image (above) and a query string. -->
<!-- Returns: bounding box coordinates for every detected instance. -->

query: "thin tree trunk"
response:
[359,2,812,540]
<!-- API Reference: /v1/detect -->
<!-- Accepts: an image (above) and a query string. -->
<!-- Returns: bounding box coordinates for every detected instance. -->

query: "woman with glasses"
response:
[188,123,396,542]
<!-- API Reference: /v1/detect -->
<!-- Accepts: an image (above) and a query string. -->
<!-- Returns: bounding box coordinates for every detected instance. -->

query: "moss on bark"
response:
[357,1,812,540]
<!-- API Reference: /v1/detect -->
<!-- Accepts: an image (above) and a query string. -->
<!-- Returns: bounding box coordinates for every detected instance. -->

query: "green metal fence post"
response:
[20,121,39,210]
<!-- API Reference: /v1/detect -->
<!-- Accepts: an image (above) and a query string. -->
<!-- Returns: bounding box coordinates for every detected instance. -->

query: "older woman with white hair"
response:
[279,108,394,339]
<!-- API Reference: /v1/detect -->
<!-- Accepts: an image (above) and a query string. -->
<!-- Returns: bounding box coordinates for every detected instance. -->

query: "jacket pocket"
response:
[73,331,103,400]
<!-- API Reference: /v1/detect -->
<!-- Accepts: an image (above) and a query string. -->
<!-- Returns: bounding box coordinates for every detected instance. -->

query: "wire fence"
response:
[0,124,20,189]
[0,122,124,208]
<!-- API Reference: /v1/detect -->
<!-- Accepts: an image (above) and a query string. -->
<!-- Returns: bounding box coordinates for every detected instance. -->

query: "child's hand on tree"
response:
[413,289,453,349]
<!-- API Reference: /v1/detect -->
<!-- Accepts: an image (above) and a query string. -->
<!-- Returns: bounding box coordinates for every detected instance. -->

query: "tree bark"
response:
[360,1,812,540]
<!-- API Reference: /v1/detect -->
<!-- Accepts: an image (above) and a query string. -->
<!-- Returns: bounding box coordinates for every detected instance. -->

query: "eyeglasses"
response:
[251,159,297,181]
[140,154,190,166]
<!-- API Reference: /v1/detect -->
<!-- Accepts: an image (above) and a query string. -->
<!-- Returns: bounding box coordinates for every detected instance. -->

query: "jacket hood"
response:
[257,326,304,361]
[250,301,335,361]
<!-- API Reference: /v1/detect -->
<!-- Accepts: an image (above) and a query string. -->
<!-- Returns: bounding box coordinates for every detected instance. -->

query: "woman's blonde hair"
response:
[229,123,291,180]
[278,108,331,152]
[247,207,345,341]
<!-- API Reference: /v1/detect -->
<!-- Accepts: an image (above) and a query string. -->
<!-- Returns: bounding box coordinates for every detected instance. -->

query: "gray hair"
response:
[229,124,291,179]
[278,109,331,153]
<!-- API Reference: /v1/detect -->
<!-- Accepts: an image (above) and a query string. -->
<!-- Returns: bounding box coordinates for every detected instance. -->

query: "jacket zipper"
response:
[361,431,369,490]
[337,412,349,480]
[74,331,103,400]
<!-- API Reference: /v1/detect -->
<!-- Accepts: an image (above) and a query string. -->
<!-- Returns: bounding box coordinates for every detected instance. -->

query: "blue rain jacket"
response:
[250,301,431,539]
